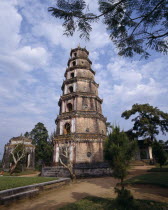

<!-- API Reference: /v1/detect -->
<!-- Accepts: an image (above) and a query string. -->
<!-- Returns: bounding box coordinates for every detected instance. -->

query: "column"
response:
[27,154,31,168]
[55,145,60,163]
[69,145,73,162]
[148,146,153,160]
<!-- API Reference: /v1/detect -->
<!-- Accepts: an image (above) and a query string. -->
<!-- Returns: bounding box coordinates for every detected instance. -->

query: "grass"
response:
[59,196,168,210]
[148,165,168,172]
[0,176,58,191]
[125,172,168,187]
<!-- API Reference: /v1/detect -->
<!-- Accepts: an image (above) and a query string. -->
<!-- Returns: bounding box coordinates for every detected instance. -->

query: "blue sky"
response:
[0,0,168,159]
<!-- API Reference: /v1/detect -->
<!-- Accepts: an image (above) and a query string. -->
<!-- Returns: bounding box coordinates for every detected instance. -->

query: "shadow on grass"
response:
[59,196,168,210]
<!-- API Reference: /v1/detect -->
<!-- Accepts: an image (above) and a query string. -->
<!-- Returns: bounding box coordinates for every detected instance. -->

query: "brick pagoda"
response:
[53,46,107,165]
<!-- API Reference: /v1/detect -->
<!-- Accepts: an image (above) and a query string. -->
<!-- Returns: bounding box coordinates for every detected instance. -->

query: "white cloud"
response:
[96,56,168,116]
[0,1,22,52]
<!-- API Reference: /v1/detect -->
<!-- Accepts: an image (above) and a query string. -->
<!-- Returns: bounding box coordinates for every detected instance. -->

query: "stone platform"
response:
[42,162,113,178]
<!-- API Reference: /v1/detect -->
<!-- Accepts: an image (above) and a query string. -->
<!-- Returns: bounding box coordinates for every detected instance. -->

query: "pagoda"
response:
[53,46,107,165]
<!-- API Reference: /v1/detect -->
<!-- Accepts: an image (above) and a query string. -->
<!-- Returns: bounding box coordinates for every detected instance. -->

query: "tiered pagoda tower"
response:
[53,46,107,165]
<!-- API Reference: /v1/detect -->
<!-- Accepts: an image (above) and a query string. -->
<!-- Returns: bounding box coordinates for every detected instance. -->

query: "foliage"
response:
[29,122,53,167]
[104,125,137,187]
[152,141,167,168]
[125,172,168,187]
[115,188,137,209]
[49,0,168,58]
[60,196,168,210]
[30,122,49,145]
[122,103,168,141]
[0,176,58,191]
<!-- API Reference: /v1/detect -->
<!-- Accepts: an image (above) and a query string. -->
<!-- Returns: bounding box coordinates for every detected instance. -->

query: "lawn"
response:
[125,172,168,187]
[60,196,168,210]
[0,176,58,191]
[148,165,168,172]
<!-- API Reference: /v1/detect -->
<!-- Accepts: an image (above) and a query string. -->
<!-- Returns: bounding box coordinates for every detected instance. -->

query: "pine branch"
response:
[131,0,165,36]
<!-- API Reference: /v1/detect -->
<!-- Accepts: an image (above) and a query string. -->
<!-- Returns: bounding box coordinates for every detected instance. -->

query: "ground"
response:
[1,166,168,210]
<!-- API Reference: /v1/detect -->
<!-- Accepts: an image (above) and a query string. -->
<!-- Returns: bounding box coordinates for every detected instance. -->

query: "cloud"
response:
[96,56,168,119]
[0,1,22,52]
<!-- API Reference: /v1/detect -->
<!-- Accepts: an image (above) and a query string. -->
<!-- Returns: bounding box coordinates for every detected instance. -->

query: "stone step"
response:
[43,173,59,177]
[130,160,149,166]
[1,189,39,205]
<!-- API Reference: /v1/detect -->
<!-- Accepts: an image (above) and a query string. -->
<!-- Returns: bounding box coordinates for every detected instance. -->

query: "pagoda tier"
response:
[53,46,107,164]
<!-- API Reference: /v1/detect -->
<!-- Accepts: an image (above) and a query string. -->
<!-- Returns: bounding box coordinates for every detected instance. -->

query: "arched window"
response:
[64,123,71,134]
[69,86,73,93]
[74,52,77,57]
[71,72,74,78]
[72,61,76,66]
[67,103,73,112]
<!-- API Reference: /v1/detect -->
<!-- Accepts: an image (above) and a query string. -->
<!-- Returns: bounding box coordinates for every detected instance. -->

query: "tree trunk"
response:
[10,163,17,175]
[121,177,124,190]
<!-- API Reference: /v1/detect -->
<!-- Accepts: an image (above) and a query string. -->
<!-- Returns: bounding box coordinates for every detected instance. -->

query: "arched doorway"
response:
[67,103,73,112]
[69,86,73,93]
[64,123,71,134]
[72,61,76,66]
[71,72,74,78]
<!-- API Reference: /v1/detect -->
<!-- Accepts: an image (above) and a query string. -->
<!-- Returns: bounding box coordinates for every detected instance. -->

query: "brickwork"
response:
[53,46,107,166]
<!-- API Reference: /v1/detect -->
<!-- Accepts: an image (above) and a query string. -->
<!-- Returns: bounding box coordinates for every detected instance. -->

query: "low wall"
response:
[42,162,113,178]
[0,178,70,205]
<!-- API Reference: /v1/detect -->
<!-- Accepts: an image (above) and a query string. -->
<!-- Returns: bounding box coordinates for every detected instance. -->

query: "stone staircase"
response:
[42,167,61,177]
[42,166,70,177]
[130,160,150,166]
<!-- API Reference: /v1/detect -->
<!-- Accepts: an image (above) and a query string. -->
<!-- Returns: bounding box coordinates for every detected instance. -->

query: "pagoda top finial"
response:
[70,45,89,56]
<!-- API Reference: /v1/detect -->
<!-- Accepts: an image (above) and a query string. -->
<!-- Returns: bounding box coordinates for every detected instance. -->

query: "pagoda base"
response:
[42,162,113,178]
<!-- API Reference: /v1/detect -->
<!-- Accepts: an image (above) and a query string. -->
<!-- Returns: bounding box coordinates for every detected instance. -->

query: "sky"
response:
[0,0,168,159]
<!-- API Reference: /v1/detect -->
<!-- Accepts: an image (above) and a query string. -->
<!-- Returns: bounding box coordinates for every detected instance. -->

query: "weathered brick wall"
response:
[75,117,106,134]
[75,141,104,163]
[75,118,98,133]
[76,80,98,95]
[42,163,113,178]
[76,69,94,79]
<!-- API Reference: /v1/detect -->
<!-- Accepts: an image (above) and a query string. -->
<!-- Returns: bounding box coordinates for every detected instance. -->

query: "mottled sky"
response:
[0,0,168,159]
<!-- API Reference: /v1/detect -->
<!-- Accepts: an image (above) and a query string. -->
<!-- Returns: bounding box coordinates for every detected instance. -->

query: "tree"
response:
[30,122,53,167]
[49,0,168,58]
[106,121,112,134]
[59,143,76,180]
[121,104,168,141]
[104,125,137,188]
[24,131,30,138]
[152,141,167,168]
[9,143,26,174]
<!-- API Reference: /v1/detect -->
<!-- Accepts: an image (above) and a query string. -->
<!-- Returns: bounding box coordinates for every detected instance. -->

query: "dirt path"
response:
[1,166,168,210]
